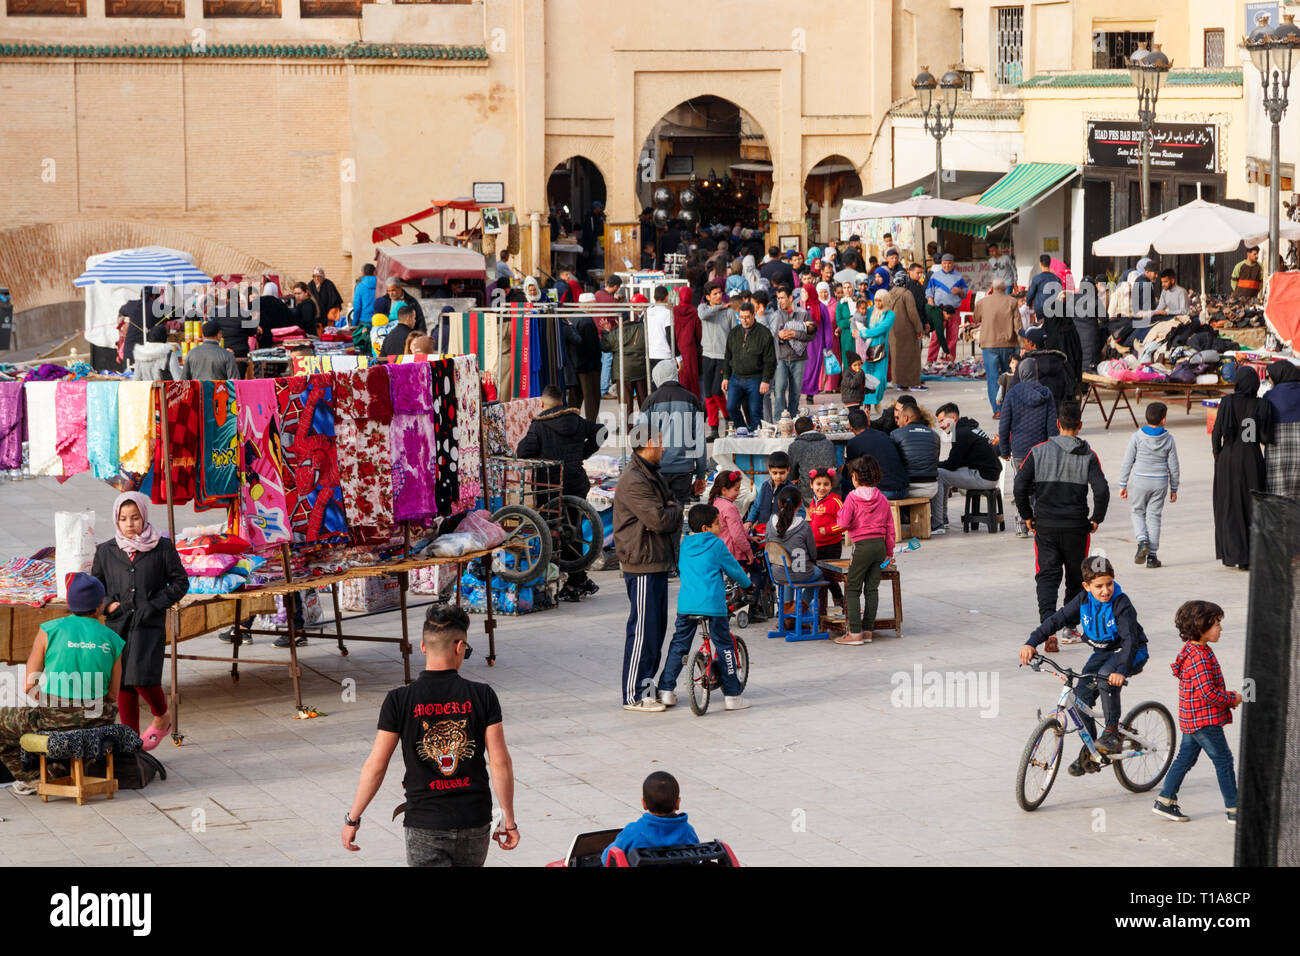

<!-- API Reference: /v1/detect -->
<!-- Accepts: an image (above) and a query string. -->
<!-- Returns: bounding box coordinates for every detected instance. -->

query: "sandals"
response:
[142,719,172,752]
[833,633,866,645]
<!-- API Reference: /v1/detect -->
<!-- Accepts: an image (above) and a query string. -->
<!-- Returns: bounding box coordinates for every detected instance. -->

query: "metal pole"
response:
[1141,116,1152,221]
[934,136,944,200]
[1269,114,1281,281]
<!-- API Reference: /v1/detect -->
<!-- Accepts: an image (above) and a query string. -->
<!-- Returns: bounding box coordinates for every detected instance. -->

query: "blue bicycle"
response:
[1016,653,1175,811]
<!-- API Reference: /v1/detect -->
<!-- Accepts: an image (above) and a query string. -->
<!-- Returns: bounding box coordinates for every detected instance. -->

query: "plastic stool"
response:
[961,489,1005,533]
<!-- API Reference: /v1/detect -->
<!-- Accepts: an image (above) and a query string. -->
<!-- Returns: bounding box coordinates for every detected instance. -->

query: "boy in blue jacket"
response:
[1018,556,1149,776]
[744,450,796,536]
[657,504,753,711]
[602,771,700,865]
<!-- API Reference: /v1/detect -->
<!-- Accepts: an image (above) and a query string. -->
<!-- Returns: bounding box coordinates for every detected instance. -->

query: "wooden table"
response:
[1082,372,1235,430]
[818,558,903,638]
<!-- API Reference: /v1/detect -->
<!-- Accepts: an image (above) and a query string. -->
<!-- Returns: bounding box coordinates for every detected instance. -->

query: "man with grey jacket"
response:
[636,361,708,506]
[768,285,814,420]
[613,430,684,713]
[1117,402,1180,569]
[181,321,240,381]
[697,281,734,439]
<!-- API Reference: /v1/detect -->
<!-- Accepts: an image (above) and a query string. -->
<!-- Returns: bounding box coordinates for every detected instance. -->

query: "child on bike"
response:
[602,771,700,865]
[831,455,895,646]
[656,504,753,712]
[1153,600,1241,823]
[709,470,769,624]
[744,450,796,536]
[1018,556,1149,776]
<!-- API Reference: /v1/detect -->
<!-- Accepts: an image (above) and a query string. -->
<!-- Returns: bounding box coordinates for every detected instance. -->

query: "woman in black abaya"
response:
[1211,367,1273,569]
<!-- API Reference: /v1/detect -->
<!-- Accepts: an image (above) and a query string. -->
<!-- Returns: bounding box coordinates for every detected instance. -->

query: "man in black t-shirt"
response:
[343,605,519,866]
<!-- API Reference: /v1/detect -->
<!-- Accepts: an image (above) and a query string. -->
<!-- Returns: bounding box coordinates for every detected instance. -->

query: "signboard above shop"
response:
[1085,121,1217,174]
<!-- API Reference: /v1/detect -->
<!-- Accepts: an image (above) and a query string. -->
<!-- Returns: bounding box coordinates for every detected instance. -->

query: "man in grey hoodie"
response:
[1117,402,1180,568]
[697,281,735,438]
[636,360,708,506]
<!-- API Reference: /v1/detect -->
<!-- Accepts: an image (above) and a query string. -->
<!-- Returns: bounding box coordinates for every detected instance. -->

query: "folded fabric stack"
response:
[922,356,985,380]
[0,557,58,607]
[176,530,264,594]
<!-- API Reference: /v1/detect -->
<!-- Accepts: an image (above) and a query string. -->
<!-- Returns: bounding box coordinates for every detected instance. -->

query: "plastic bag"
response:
[55,510,96,600]
[822,349,842,376]
[429,510,506,556]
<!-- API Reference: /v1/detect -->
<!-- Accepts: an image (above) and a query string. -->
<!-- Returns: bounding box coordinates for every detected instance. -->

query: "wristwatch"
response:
[344,811,361,828]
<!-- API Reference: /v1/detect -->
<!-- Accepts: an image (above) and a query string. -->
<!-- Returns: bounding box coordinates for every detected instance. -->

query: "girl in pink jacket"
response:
[709,471,768,623]
[833,455,896,645]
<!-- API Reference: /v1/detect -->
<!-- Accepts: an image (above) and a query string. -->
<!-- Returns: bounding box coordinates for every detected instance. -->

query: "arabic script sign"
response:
[1086,121,1217,174]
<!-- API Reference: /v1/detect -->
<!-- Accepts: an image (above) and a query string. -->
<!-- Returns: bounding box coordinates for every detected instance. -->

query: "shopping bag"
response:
[55,511,96,600]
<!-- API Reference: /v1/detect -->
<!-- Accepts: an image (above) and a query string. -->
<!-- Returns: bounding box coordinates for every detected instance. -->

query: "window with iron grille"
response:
[1204,29,1225,67]
[994,7,1024,87]
[1092,30,1154,69]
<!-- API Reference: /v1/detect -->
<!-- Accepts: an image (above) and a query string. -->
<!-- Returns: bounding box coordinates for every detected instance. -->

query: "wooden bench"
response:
[818,561,903,639]
[19,732,118,805]
[888,496,932,541]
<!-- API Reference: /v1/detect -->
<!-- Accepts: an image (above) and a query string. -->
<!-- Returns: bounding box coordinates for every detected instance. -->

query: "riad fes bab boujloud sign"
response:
[1086,121,1218,174]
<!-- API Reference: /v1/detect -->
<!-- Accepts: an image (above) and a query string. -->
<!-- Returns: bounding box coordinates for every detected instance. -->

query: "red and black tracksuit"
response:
[1013,435,1110,622]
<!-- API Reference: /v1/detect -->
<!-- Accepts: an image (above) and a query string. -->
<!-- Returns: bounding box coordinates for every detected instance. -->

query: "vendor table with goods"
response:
[712,431,853,491]
[1081,372,1236,429]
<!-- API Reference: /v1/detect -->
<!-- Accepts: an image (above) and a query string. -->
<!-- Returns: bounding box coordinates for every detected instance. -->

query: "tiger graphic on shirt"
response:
[416,719,476,776]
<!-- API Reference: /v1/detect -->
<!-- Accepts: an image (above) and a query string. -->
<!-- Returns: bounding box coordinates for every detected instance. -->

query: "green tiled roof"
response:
[0,41,489,61]
[1020,68,1242,89]
[894,97,1024,120]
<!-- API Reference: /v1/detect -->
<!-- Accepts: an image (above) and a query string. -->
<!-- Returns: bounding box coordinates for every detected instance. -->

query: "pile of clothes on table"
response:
[1106,316,1241,368]
[1195,293,1268,331]
[0,556,57,607]
[922,356,985,380]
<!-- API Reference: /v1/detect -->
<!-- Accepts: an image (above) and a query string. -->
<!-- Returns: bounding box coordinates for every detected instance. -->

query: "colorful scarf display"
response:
[196,381,241,510]
[388,362,438,522]
[452,355,482,512]
[335,365,395,543]
[0,381,26,470]
[275,374,346,542]
[54,381,89,482]
[234,379,292,548]
[117,381,154,475]
[25,382,62,477]
[152,381,201,505]
[429,358,460,515]
[85,382,120,480]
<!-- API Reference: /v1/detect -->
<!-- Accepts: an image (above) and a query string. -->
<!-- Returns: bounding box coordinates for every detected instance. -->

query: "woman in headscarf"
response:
[742,254,763,294]
[1265,360,1300,499]
[884,271,925,390]
[672,287,704,399]
[1211,368,1274,568]
[859,290,897,411]
[90,492,188,749]
[834,282,856,360]
[801,281,841,400]
[725,259,748,297]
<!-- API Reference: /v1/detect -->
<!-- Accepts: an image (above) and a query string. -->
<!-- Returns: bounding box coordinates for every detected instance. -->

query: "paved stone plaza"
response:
[0,380,1245,867]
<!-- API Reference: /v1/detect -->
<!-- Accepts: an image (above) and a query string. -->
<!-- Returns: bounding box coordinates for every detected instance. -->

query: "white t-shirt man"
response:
[646,303,674,361]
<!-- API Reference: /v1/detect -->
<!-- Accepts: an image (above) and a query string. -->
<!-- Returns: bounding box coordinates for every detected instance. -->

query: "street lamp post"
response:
[914,68,963,198]
[1128,42,1172,221]
[1243,14,1300,278]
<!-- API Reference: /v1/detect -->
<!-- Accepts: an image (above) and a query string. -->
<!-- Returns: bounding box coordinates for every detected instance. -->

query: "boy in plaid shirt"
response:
[1153,600,1242,823]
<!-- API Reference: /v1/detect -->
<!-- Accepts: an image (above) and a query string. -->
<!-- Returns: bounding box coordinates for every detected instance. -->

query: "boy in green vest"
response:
[0,572,123,795]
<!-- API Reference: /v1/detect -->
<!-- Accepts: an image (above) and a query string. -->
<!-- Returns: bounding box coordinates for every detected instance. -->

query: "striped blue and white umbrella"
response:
[74,248,211,287]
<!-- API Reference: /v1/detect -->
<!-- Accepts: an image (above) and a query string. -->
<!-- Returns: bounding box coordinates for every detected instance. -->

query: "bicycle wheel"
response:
[1113,700,1176,793]
[734,636,749,692]
[490,504,552,584]
[687,651,711,715]
[1015,716,1065,811]
[555,495,603,573]
[734,608,749,630]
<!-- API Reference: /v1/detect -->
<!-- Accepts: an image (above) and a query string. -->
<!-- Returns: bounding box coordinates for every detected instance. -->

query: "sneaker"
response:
[930,526,947,536]
[1153,798,1190,822]
[273,634,309,648]
[723,695,751,711]
[1226,807,1238,824]
[1067,746,1093,777]
[658,690,677,707]
[911,384,928,391]
[622,698,666,713]
[557,585,582,603]
[1146,554,1162,569]
[218,627,252,645]
[1016,528,1030,539]
[577,579,600,596]
[1058,628,1084,645]
[1134,540,1150,564]
[9,779,38,796]
[1096,730,1124,754]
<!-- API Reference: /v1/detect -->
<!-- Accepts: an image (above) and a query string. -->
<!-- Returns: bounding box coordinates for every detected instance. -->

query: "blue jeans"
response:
[983,347,1015,414]
[659,614,742,697]
[773,359,806,419]
[1075,646,1147,739]
[1159,724,1237,808]
[726,376,763,430]
[601,352,613,394]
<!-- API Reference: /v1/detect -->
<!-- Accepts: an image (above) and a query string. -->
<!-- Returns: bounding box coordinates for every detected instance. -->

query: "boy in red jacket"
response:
[1153,600,1242,823]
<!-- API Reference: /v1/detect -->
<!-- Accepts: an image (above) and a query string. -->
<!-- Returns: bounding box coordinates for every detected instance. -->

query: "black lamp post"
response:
[1128,41,1171,220]
[1243,14,1300,277]
[914,67,963,198]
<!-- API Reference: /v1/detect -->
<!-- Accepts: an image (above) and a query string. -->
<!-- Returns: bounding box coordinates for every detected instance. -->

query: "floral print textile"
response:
[388,362,438,523]
[334,365,395,544]
[54,381,89,482]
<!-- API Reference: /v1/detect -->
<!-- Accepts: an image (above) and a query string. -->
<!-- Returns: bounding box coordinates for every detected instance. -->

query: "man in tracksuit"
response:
[612,430,685,713]
[697,281,735,438]
[1014,400,1110,627]
[636,360,708,507]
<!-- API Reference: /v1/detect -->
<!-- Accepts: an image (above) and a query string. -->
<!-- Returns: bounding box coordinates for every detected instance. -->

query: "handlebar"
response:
[1023,653,1127,687]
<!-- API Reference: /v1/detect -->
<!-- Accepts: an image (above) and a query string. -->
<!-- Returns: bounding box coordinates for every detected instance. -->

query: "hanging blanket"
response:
[196,381,241,510]
[85,382,120,480]
[388,362,438,522]
[429,358,460,515]
[0,382,25,470]
[453,355,482,511]
[117,381,155,476]
[234,379,293,548]
[54,381,89,482]
[151,381,201,505]
[275,374,347,542]
[25,382,62,477]
[335,365,395,543]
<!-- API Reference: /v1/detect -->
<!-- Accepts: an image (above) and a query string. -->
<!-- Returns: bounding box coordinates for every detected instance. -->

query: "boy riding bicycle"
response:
[1018,556,1149,776]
